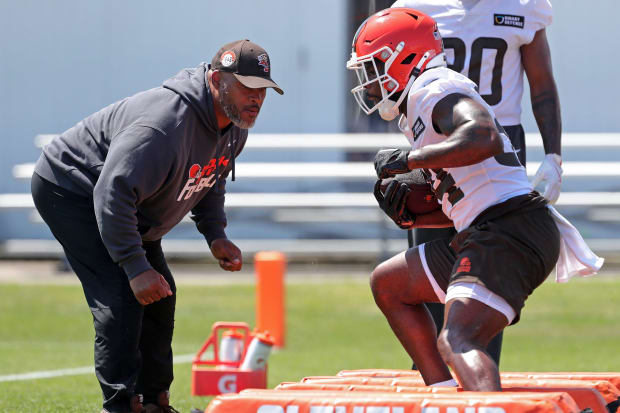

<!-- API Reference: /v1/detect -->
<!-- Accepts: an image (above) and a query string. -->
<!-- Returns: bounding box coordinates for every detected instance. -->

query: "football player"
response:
[390,0,562,368]
[347,7,601,390]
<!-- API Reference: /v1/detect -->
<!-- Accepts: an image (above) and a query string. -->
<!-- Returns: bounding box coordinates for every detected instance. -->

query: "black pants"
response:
[31,173,176,413]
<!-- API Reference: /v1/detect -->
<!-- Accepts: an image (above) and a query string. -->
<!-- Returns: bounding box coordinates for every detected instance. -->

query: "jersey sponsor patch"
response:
[412,116,426,141]
[493,14,524,29]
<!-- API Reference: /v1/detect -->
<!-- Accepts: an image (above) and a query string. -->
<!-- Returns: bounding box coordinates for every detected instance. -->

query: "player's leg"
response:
[478,123,524,367]
[31,173,144,413]
[136,240,177,408]
[414,229,507,385]
[486,328,503,366]
[503,124,526,166]
[437,195,561,390]
[437,285,513,391]
[370,241,453,385]
[412,227,459,371]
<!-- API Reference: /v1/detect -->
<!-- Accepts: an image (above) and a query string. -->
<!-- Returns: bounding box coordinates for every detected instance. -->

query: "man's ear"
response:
[209,70,221,89]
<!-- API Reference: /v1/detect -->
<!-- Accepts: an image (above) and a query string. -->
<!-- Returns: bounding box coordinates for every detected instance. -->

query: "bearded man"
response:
[31,39,283,413]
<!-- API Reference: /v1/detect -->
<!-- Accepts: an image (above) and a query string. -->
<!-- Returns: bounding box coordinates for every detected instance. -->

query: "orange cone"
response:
[254,251,286,347]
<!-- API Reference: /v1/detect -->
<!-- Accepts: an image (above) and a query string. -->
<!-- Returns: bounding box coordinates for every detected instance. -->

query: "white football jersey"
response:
[398,67,532,231]
[392,0,552,126]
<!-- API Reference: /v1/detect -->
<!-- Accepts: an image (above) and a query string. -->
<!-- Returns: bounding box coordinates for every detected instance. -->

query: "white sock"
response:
[430,378,458,387]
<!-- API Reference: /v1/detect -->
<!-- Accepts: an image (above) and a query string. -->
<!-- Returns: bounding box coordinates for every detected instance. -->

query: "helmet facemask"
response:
[347,45,402,120]
[348,45,437,121]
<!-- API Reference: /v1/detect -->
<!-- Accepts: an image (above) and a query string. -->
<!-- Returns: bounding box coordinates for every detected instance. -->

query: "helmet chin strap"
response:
[378,74,416,121]
[378,51,445,121]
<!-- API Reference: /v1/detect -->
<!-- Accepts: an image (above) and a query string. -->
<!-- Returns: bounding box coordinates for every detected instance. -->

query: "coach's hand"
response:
[210,238,242,271]
[374,149,410,179]
[374,179,415,229]
[130,269,173,306]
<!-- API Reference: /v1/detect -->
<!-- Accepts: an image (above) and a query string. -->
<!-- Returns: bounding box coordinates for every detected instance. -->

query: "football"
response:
[380,169,440,215]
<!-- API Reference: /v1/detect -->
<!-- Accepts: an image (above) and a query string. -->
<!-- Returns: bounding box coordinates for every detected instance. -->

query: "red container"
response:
[191,322,267,396]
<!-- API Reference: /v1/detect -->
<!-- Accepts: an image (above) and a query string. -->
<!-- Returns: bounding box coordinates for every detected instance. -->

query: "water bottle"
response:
[240,330,274,370]
[219,329,244,362]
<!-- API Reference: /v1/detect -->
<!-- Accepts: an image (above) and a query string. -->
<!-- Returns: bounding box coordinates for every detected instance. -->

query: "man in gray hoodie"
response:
[31,39,283,413]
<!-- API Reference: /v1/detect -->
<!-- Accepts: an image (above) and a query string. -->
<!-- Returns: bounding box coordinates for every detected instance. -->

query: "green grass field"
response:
[1,275,619,412]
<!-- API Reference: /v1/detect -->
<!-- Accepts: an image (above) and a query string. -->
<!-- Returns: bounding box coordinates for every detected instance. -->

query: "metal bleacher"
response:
[1,133,619,263]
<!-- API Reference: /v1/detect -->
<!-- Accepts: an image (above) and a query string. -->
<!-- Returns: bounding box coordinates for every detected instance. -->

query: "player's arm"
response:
[374,94,504,178]
[522,28,561,156]
[407,93,504,170]
[522,28,563,204]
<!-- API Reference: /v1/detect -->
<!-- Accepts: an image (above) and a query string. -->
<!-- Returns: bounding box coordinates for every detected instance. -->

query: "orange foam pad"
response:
[501,379,619,405]
[338,369,425,378]
[301,376,425,385]
[337,369,620,389]
[212,389,579,413]
[335,370,619,402]
[278,382,608,413]
[501,373,620,391]
[303,376,614,411]
[277,382,452,394]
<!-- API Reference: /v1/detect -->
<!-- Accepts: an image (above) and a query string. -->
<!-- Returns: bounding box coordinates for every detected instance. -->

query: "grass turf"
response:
[0,275,619,412]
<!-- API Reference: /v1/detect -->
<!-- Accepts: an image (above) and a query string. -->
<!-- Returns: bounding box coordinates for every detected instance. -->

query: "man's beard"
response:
[218,81,257,129]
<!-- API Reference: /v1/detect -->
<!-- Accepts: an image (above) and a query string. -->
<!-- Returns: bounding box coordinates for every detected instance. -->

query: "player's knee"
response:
[437,326,469,364]
[436,329,452,363]
[369,263,396,309]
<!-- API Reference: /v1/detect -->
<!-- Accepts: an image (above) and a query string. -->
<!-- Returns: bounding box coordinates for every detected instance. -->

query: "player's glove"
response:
[374,179,415,229]
[374,148,410,179]
[531,153,562,204]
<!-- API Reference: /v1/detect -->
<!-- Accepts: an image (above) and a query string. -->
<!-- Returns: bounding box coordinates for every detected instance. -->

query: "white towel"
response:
[547,205,604,283]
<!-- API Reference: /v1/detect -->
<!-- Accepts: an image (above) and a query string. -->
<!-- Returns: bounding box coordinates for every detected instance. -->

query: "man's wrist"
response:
[121,254,152,280]
[205,231,228,247]
[545,153,562,164]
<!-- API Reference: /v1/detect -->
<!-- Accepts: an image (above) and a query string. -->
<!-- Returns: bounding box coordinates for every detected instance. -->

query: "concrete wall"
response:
[0,0,347,192]
[521,0,619,133]
[1,0,618,195]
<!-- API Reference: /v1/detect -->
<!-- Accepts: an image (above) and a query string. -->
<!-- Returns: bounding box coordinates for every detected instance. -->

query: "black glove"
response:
[374,148,410,179]
[374,179,415,229]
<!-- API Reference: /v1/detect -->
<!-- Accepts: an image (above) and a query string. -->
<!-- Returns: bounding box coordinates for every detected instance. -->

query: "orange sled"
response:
[277,380,609,413]
[204,389,580,413]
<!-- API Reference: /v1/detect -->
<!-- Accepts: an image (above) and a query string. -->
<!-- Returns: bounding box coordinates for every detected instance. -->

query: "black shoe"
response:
[144,391,179,413]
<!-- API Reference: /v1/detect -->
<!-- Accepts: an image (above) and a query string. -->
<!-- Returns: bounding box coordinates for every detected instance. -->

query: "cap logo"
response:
[220,51,236,67]
[257,53,270,73]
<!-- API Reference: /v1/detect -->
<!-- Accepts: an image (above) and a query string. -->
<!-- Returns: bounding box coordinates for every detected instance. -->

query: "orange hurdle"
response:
[213,389,580,413]
[276,381,454,394]
[338,368,424,378]
[297,376,612,413]
[500,372,620,391]
[337,369,620,389]
[301,375,425,386]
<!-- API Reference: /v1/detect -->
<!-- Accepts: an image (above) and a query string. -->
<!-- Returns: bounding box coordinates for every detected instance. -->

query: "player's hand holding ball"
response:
[374,179,415,229]
[374,170,443,229]
[374,148,410,179]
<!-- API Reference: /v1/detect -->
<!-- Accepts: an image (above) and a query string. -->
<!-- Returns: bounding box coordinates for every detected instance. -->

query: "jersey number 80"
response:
[443,37,507,106]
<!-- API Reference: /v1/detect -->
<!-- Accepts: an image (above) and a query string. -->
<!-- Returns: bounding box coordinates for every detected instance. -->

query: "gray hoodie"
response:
[34,63,247,279]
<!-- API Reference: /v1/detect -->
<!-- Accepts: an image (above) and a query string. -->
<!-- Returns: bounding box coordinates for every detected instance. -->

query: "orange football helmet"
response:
[347,7,446,121]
